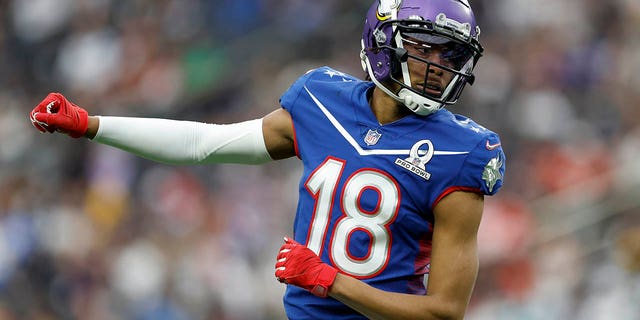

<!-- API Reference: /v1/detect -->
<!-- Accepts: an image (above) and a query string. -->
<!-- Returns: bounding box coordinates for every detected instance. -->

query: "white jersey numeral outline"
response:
[305,157,400,278]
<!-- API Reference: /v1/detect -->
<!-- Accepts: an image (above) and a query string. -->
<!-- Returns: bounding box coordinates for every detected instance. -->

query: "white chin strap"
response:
[397,88,443,115]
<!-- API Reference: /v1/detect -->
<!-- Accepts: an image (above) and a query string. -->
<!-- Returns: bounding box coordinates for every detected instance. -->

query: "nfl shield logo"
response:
[364,129,382,146]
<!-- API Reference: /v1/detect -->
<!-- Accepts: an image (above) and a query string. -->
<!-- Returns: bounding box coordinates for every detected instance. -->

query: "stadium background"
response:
[1,0,639,319]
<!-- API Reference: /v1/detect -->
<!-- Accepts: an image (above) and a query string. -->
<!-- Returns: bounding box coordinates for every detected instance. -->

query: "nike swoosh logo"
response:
[485,140,501,150]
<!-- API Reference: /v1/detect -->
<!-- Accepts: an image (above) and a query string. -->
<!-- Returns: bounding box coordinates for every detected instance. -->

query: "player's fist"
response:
[275,236,338,298]
[29,93,88,138]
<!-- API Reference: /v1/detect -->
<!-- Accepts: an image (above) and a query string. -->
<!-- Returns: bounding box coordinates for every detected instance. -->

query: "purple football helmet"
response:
[361,0,483,115]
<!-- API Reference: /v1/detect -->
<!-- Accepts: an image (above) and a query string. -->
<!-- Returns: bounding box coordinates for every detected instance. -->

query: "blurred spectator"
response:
[1,0,639,318]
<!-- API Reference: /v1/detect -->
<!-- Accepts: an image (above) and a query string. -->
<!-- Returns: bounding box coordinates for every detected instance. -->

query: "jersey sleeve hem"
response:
[432,186,482,210]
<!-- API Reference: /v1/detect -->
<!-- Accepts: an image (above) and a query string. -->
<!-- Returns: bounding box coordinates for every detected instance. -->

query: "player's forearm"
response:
[329,274,465,320]
[89,116,272,165]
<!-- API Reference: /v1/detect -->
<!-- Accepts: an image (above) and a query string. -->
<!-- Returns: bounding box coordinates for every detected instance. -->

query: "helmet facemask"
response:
[361,1,484,116]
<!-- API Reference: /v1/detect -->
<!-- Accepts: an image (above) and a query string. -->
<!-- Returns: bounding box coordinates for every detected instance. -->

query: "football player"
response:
[30,0,505,319]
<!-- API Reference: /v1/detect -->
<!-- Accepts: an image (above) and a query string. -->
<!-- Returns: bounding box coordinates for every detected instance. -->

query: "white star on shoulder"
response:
[324,70,345,78]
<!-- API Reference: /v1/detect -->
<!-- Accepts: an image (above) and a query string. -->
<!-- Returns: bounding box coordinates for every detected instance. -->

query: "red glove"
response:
[29,93,88,138]
[275,237,338,298]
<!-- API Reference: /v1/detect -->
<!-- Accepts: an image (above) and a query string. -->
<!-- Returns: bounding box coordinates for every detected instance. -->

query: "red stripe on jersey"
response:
[408,229,433,294]
[432,186,481,209]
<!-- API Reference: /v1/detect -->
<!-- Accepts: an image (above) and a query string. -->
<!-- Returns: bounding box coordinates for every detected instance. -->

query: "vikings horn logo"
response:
[482,156,503,193]
[377,0,402,21]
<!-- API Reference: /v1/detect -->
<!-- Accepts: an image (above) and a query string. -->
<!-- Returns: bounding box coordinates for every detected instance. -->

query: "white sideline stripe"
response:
[303,86,469,157]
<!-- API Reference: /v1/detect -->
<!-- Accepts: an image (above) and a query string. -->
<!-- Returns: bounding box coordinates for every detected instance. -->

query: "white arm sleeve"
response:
[93,116,272,165]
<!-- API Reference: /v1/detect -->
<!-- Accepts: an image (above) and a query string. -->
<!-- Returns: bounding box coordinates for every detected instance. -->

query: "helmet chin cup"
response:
[397,88,442,116]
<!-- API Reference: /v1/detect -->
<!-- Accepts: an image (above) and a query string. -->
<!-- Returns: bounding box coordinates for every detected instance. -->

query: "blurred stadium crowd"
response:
[0,0,639,319]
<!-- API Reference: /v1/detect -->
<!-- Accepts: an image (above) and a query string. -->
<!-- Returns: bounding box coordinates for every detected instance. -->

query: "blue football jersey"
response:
[279,67,506,319]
